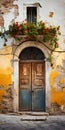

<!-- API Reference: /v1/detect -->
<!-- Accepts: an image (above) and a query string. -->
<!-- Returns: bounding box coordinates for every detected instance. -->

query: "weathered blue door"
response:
[19,62,45,111]
[32,62,45,111]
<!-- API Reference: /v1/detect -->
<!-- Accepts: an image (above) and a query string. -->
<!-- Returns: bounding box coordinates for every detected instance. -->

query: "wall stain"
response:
[50,69,65,106]
[0,46,12,111]
[0,90,5,110]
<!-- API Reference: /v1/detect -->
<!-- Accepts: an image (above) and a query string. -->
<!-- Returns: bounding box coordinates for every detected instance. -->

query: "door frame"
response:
[12,41,51,112]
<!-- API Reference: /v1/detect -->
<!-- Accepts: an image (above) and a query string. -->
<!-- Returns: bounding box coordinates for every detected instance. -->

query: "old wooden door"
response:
[19,61,45,111]
[32,62,45,111]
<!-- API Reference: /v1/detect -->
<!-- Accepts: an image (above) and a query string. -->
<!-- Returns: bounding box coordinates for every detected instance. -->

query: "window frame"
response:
[27,6,37,24]
[23,3,40,23]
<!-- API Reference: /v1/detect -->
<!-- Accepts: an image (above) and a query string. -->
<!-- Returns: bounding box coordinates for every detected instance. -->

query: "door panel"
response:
[20,89,31,110]
[32,89,45,111]
[32,62,45,111]
[19,62,31,110]
[19,62,45,111]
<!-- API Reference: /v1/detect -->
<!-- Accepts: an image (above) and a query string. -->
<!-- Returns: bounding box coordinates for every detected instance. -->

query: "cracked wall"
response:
[0,0,65,114]
[0,0,18,27]
[50,50,65,114]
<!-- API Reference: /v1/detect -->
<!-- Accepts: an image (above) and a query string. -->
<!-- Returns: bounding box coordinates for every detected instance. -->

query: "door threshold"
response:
[18,111,49,116]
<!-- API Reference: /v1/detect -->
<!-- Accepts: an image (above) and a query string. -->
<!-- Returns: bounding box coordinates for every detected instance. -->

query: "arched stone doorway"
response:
[13,40,51,112]
[19,47,45,111]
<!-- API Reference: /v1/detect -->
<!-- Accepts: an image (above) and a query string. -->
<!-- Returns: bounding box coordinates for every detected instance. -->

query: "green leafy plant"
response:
[0,21,61,66]
[0,21,60,42]
[43,25,60,50]
[37,21,46,35]
[26,23,38,38]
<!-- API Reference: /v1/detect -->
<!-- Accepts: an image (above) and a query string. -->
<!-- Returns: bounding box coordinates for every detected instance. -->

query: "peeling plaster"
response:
[0,0,19,27]
[50,64,65,106]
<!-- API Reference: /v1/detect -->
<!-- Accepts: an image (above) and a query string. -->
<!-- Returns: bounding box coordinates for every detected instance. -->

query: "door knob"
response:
[32,90,34,93]
[29,90,34,93]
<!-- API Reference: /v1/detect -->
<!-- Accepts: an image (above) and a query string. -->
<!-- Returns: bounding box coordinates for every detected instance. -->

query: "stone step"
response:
[20,112,49,116]
[21,114,48,121]
[6,112,49,121]
[3,112,49,121]
[19,112,49,121]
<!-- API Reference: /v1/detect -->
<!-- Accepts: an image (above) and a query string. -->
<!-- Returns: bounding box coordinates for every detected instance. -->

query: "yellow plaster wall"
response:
[0,46,12,110]
[50,65,65,106]
[50,47,65,107]
[0,46,12,86]
[0,90,5,110]
[50,71,58,88]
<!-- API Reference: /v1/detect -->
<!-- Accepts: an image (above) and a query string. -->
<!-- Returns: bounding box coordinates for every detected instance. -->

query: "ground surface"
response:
[0,114,65,130]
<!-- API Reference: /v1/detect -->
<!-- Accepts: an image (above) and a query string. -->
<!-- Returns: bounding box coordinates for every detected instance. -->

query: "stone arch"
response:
[14,41,49,60]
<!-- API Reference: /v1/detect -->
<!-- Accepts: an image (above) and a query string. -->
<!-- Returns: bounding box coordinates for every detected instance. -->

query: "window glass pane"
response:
[27,7,37,23]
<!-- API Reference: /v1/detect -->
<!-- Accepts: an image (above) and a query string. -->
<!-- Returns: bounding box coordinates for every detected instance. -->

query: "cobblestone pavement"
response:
[0,114,65,130]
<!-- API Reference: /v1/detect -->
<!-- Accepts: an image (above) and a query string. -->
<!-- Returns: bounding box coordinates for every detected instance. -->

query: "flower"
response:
[0,21,61,64]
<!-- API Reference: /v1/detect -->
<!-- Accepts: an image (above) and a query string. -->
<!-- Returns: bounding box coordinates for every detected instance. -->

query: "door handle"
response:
[32,90,34,93]
[29,90,34,93]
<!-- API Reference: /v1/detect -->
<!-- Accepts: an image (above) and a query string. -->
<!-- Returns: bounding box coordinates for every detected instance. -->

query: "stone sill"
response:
[12,35,43,46]
[15,35,43,40]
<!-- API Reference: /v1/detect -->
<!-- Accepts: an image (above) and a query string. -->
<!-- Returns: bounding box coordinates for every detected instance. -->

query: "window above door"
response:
[23,3,41,23]
[27,7,37,24]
